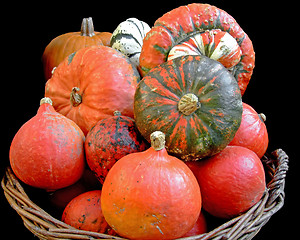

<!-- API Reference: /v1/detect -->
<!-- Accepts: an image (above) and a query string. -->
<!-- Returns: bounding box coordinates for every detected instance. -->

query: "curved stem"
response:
[70,87,82,107]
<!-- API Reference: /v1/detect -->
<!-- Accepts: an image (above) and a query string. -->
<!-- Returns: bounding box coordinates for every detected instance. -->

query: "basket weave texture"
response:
[2,149,288,240]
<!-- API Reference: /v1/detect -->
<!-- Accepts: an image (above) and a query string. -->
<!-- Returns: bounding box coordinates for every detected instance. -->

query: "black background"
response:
[3,1,296,238]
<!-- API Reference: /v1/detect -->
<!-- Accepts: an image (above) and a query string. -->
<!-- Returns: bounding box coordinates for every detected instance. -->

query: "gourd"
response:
[42,17,112,80]
[62,190,111,233]
[139,3,255,95]
[101,131,201,239]
[111,18,150,68]
[45,45,140,135]
[134,55,243,161]
[9,97,85,191]
[168,29,242,70]
[186,146,266,218]
[229,102,269,158]
[85,111,149,184]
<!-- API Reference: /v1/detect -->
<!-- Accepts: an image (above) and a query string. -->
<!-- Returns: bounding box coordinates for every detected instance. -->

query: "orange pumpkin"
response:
[45,45,140,135]
[101,131,201,239]
[62,190,111,233]
[9,97,85,191]
[42,17,112,80]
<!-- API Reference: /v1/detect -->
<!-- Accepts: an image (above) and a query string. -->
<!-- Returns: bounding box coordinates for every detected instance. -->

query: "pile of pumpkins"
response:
[9,3,269,239]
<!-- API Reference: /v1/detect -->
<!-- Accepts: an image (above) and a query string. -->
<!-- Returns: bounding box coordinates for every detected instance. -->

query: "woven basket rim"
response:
[2,149,288,240]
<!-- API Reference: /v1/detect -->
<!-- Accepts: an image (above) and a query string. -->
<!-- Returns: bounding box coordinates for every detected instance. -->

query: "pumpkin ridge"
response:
[61,34,79,62]
[142,74,181,102]
[126,19,145,45]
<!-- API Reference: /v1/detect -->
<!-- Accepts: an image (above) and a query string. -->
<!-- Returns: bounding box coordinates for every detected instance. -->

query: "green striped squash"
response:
[134,55,243,161]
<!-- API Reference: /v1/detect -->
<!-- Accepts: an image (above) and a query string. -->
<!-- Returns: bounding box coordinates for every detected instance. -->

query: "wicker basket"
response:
[2,149,288,240]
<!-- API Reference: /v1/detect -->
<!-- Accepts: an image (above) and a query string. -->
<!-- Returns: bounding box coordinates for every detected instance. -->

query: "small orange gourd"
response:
[9,97,85,191]
[62,190,111,233]
[42,17,112,80]
[101,131,201,240]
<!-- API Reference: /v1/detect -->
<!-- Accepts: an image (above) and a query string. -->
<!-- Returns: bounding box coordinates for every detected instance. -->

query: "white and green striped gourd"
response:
[110,18,151,67]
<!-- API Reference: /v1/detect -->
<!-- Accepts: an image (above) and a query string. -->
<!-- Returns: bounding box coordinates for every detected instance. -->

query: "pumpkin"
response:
[45,45,140,135]
[101,131,201,239]
[9,97,85,191]
[42,17,112,80]
[111,18,151,68]
[229,102,269,158]
[62,190,112,233]
[139,3,255,95]
[181,212,207,237]
[134,55,243,161]
[186,146,266,219]
[85,111,149,184]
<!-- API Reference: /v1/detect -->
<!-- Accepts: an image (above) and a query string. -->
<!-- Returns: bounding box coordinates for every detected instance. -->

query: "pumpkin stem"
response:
[259,113,266,122]
[40,97,53,106]
[178,93,200,116]
[70,87,82,107]
[81,17,95,37]
[113,111,122,116]
[150,131,165,151]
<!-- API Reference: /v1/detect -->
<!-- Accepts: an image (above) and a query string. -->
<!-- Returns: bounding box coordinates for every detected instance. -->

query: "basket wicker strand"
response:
[2,149,288,240]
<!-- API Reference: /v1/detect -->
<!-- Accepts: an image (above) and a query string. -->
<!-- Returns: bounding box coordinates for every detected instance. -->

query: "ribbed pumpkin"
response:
[134,55,242,161]
[139,3,255,95]
[111,18,150,67]
[45,46,140,135]
[42,17,112,80]
[101,131,201,239]
[85,111,149,184]
[9,97,85,191]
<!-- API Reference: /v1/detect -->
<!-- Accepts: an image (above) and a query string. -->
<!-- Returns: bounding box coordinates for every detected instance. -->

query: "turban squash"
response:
[139,3,255,95]
[134,55,243,161]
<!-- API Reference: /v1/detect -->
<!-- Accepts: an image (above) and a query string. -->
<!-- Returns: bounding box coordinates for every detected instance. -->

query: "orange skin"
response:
[186,146,266,219]
[42,17,112,80]
[9,100,85,191]
[101,146,202,239]
[45,45,140,135]
[181,211,207,237]
[62,190,110,233]
[229,102,269,158]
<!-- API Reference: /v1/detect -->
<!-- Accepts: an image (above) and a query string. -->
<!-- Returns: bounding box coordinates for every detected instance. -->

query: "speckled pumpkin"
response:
[134,55,243,161]
[62,190,112,233]
[85,111,149,184]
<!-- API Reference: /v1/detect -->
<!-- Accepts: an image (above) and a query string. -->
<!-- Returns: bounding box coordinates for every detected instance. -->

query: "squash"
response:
[111,18,151,68]
[186,146,266,218]
[85,111,149,184]
[62,190,111,233]
[45,45,140,135]
[134,55,243,161]
[9,97,85,191]
[168,30,242,69]
[42,17,112,80]
[101,131,201,239]
[139,3,255,95]
[229,102,269,158]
